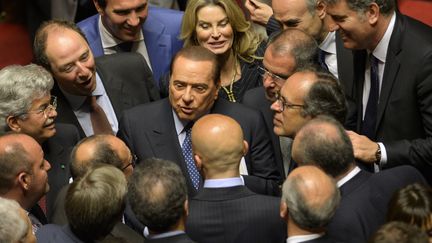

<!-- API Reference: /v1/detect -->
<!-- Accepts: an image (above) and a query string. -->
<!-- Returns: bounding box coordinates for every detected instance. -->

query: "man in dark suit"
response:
[281,166,340,243]
[36,165,128,242]
[128,158,195,243]
[0,64,80,221]
[186,114,286,243]
[291,116,426,242]
[324,0,432,181]
[0,134,51,233]
[243,29,318,177]
[118,46,281,196]
[51,134,143,242]
[33,20,159,138]
[77,0,183,82]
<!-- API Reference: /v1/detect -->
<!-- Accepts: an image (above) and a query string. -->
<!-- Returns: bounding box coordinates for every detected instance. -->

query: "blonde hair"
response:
[181,0,261,63]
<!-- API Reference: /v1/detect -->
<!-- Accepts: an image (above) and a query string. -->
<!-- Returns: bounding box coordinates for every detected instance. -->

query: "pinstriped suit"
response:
[186,186,286,243]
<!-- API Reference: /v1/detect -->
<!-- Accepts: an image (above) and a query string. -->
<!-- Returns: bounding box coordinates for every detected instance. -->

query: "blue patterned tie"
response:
[361,54,380,140]
[181,124,201,190]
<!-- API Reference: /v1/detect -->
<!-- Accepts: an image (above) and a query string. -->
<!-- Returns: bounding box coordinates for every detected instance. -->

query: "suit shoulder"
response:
[51,123,80,144]
[96,52,144,66]
[124,99,167,117]
[242,87,265,107]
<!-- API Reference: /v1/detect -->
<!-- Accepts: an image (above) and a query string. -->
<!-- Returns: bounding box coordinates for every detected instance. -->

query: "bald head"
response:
[281,165,340,230]
[292,116,354,178]
[191,114,247,179]
[70,135,133,179]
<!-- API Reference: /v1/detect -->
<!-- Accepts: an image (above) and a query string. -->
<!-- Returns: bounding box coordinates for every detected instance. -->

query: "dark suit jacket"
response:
[146,234,196,243]
[297,234,336,243]
[242,87,285,177]
[186,186,286,243]
[36,224,83,243]
[43,123,80,221]
[118,98,282,196]
[51,185,144,243]
[349,13,432,182]
[327,165,425,243]
[77,6,183,83]
[52,52,160,138]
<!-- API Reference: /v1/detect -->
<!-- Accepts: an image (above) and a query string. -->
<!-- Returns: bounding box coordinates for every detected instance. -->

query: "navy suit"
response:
[186,186,286,243]
[349,13,432,182]
[327,165,425,243]
[43,123,80,221]
[77,6,183,83]
[118,98,282,196]
[52,52,160,138]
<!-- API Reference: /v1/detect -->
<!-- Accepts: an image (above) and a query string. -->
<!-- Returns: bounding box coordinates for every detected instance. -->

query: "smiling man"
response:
[323,0,432,180]
[77,0,183,83]
[33,20,159,138]
[0,64,79,221]
[118,46,282,197]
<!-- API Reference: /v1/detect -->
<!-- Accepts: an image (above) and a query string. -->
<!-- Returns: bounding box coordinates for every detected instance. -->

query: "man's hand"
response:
[346,131,379,164]
[244,0,273,26]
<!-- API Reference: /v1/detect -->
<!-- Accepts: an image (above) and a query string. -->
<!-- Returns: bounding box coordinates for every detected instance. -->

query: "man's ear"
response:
[93,0,105,15]
[17,172,31,191]
[280,201,288,220]
[194,154,202,171]
[316,0,326,19]
[366,2,380,25]
[242,140,249,156]
[6,116,21,132]
[184,198,189,216]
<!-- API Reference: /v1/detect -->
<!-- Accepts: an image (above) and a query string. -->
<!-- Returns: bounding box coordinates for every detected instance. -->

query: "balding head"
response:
[70,135,134,179]
[292,116,354,179]
[0,133,50,209]
[281,165,340,231]
[191,114,248,179]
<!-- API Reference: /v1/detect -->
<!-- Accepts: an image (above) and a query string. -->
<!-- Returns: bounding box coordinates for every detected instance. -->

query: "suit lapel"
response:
[376,14,403,131]
[95,64,124,118]
[143,14,169,80]
[353,50,368,132]
[335,32,355,97]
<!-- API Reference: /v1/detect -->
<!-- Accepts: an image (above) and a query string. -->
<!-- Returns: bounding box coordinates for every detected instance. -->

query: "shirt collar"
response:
[319,31,337,55]
[143,227,185,239]
[61,72,105,111]
[372,12,396,62]
[287,233,324,243]
[204,177,245,188]
[98,15,144,49]
[172,109,189,136]
[337,166,361,188]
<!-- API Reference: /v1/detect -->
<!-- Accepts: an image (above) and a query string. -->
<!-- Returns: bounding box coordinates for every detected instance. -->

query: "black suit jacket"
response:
[186,186,286,243]
[242,87,285,177]
[327,165,425,243]
[349,13,432,182]
[146,234,196,243]
[118,98,282,196]
[43,123,80,221]
[52,52,160,138]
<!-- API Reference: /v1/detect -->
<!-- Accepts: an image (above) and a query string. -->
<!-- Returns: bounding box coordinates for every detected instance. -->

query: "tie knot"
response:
[116,41,134,52]
[87,95,99,111]
[183,122,194,134]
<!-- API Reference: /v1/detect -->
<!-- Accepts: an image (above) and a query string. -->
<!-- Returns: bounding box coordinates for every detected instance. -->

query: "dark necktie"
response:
[318,49,329,71]
[115,41,134,52]
[361,54,380,140]
[181,124,201,190]
[87,96,113,135]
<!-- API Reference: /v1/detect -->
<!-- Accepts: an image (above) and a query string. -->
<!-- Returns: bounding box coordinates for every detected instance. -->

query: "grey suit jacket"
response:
[186,186,286,243]
[52,52,160,138]
[118,98,282,196]
[349,13,432,182]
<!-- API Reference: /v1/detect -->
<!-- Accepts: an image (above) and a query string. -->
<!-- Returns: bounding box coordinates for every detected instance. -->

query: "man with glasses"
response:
[50,134,144,242]
[242,28,317,177]
[271,68,347,139]
[0,64,80,222]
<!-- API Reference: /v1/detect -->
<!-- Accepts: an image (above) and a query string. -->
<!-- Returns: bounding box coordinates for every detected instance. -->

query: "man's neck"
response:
[368,13,393,51]
[287,217,324,237]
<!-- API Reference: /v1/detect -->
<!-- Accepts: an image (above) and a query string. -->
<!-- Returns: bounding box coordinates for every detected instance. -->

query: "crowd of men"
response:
[1,0,432,242]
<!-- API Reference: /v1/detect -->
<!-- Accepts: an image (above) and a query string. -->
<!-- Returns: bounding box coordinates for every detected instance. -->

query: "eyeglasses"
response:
[15,96,57,119]
[275,92,304,111]
[257,66,288,84]
[121,153,137,171]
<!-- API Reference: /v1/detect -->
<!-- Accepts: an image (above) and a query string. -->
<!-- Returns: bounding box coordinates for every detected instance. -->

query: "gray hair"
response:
[267,28,318,71]
[0,197,29,243]
[324,0,395,15]
[0,64,54,134]
[281,173,340,229]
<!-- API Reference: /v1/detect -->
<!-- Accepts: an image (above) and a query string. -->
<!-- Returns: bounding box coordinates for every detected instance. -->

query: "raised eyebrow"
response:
[218,17,229,23]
